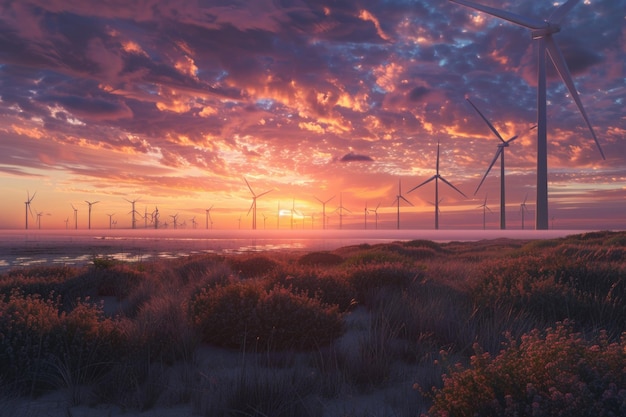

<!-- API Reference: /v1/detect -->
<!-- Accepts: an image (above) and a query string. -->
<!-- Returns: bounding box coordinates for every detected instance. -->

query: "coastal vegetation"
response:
[0,231,624,416]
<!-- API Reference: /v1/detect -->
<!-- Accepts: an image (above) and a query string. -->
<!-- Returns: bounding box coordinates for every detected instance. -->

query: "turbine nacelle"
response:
[532,24,560,39]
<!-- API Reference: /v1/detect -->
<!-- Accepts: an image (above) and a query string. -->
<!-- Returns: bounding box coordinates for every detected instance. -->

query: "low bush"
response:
[228,255,279,278]
[427,321,626,417]
[190,282,343,350]
[297,251,344,267]
[347,262,419,307]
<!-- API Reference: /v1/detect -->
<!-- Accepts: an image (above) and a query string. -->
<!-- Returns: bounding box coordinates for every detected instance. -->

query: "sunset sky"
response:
[0,0,624,230]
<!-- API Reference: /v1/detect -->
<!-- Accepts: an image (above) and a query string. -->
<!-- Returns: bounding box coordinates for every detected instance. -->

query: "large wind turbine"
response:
[24,191,36,229]
[392,180,413,230]
[450,0,605,230]
[408,142,467,230]
[85,200,99,230]
[467,98,536,230]
[314,195,335,230]
[244,178,271,230]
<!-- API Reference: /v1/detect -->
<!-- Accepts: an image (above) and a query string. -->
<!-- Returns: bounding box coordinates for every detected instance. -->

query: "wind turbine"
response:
[153,207,160,229]
[24,191,36,229]
[191,216,197,229]
[205,206,214,229]
[314,195,335,230]
[169,213,179,229]
[335,193,351,230]
[244,178,271,230]
[71,204,78,229]
[106,213,115,229]
[520,193,529,230]
[392,179,413,230]
[371,202,381,230]
[85,200,99,230]
[450,0,605,230]
[408,142,467,230]
[467,98,536,230]
[124,197,141,229]
[477,195,492,230]
[64,217,69,229]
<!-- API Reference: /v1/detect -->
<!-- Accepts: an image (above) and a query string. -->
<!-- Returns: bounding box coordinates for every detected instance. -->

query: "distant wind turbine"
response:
[106,213,115,229]
[205,206,214,230]
[408,142,467,230]
[371,202,381,230]
[64,217,69,229]
[124,197,141,229]
[520,194,529,230]
[169,213,179,229]
[71,204,78,229]
[335,193,351,230]
[450,0,605,230]
[392,180,413,230]
[244,178,272,230]
[477,195,492,230]
[363,202,369,230]
[467,97,536,230]
[314,195,335,230]
[153,207,160,229]
[85,200,99,230]
[24,191,36,230]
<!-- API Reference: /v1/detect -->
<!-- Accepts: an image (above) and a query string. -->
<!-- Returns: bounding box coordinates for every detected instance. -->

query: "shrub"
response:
[0,290,125,394]
[427,321,626,417]
[228,255,279,278]
[297,251,344,267]
[265,267,355,312]
[347,262,419,307]
[190,282,343,350]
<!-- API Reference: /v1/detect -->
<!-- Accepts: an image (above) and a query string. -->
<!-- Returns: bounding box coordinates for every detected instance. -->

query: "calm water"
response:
[0,228,587,271]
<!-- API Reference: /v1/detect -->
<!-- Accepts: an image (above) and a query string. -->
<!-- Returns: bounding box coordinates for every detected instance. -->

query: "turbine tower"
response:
[335,193,351,230]
[467,98,536,230]
[85,200,99,230]
[124,197,141,229]
[107,213,115,229]
[205,206,214,230]
[244,178,271,230]
[450,0,605,230]
[408,142,467,230]
[371,202,381,230]
[71,204,78,229]
[477,195,492,230]
[392,179,413,230]
[314,195,335,230]
[24,191,36,230]
[520,194,529,230]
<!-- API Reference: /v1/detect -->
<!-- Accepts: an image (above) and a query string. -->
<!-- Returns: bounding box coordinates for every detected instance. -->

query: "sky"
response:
[0,0,624,231]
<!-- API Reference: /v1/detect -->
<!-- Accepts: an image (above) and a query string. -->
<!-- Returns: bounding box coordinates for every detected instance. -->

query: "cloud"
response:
[339,152,374,163]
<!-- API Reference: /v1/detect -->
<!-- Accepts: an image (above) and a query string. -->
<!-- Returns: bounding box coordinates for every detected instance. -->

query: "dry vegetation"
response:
[0,231,624,416]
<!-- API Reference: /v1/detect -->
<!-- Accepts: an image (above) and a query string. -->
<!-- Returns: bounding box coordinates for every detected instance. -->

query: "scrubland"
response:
[0,231,624,416]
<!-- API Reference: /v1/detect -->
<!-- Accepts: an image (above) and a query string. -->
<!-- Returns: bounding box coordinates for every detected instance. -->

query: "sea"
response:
[0,228,590,271]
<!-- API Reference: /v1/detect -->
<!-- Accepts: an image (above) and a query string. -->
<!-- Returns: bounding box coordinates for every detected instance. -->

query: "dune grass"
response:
[0,230,624,416]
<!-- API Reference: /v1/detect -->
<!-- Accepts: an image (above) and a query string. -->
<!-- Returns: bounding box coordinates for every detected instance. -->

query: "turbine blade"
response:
[545,36,605,160]
[440,176,468,198]
[474,148,502,195]
[400,195,414,206]
[407,175,437,193]
[449,0,545,29]
[243,177,255,196]
[257,189,272,198]
[247,201,254,216]
[466,98,504,142]
[548,0,580,24]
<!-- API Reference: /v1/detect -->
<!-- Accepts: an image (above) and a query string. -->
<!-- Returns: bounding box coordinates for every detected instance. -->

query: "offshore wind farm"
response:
[1,0,624,233]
